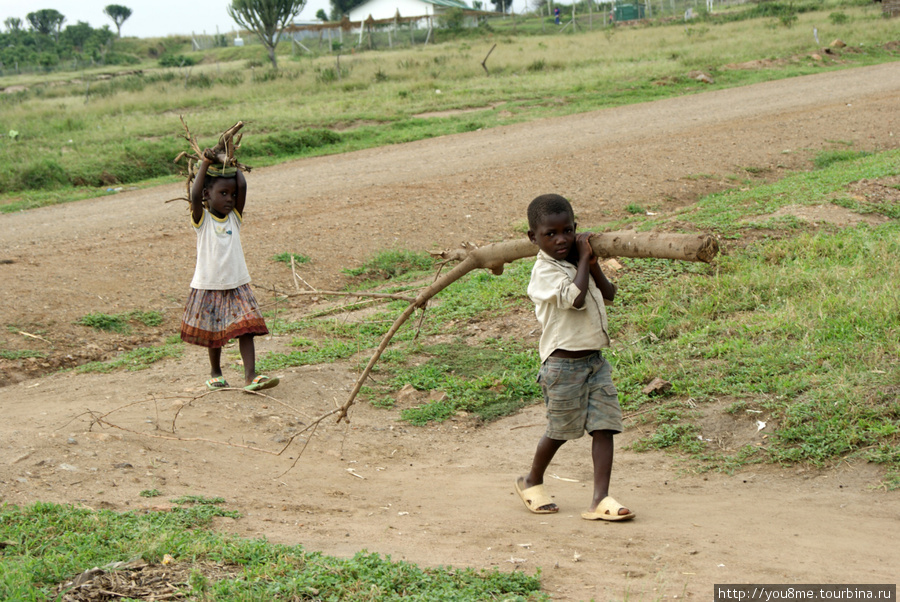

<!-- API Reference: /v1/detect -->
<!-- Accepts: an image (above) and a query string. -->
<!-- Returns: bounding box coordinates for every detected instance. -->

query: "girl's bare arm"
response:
[235,168,247,215]
[190,159,211,224]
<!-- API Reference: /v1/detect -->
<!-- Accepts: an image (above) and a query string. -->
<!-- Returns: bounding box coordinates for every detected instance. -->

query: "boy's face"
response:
[205,177,237,218]
[528,212,576,261]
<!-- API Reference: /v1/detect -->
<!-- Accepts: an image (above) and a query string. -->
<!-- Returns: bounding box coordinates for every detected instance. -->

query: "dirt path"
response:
[2,62,899,599]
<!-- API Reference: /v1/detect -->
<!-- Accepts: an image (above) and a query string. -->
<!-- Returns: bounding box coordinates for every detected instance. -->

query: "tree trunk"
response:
[334,231,719,423]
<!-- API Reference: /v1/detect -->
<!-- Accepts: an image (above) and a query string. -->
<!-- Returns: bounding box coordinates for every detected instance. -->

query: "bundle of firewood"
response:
[171,116,251,203]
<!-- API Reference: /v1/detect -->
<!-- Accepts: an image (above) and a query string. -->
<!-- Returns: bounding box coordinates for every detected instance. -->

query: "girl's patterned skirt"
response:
[180,284,269,348]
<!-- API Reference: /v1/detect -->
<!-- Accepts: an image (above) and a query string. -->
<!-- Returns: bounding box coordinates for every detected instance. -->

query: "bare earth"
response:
[2,63,899,600]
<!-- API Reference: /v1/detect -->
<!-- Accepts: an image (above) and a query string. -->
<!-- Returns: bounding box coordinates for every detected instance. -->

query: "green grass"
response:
[664,148,900,237]
[600,151,900,480]
[76,310,165,334]
[362,340,541,424]
[271,252,311,265]
[343,249,435,279]
[0,502,546,601]
[0,349,46,360]
[76,340,183,373]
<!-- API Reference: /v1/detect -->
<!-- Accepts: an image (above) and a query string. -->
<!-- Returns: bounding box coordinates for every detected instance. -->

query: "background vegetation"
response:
[1,0,896,212]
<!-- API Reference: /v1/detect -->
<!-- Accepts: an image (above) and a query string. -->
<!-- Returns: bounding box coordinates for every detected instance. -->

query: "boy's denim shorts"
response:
[538,351,623,440]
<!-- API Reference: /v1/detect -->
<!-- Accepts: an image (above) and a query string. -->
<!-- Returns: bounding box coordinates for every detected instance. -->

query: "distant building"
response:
[347,0,470,23]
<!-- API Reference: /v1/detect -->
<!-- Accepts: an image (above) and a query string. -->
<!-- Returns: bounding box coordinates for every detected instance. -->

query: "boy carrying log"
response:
[515,194,634,521]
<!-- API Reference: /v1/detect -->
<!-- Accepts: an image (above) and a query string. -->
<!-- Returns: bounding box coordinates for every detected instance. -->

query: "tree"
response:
[489,0,513,11]
[227,0,307,70]
[26,9,66,41]
[329,0,366,20]
[62,21,95,51]
[103,4,132,38]
[316,8,329,20]
[4,17,22,33]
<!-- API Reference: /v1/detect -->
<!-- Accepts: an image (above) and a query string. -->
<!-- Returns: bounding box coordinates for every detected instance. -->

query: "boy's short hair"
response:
[527,194,575,231]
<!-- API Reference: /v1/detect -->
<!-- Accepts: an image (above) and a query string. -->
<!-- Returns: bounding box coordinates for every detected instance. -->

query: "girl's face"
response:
[205,178,237,218]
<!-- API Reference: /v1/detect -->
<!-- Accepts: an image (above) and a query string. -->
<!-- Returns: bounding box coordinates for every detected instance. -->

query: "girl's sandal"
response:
[244,375,279,392]
[206,376,229,391]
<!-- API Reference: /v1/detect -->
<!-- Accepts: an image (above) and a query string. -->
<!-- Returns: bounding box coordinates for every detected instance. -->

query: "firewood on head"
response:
[171,117,253,206]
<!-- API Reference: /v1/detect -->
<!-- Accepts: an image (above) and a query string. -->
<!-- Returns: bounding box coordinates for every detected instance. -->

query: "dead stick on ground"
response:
[333,231,719,425]
[481,43,497,75]
[291,256,301,292]
[278,289,418,303]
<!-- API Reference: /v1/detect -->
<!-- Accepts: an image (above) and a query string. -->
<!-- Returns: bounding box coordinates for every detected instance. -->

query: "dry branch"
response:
[168,117,252,204]
[333,230,719,423]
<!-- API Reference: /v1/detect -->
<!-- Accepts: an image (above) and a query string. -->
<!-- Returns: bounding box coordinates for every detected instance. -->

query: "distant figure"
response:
[554,6,561,24]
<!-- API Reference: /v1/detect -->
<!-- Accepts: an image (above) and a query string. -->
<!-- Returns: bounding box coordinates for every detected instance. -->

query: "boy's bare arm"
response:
[235,167,247,215]
[572,233,595,309]
[190,159,211,224]
[590,261,617,302]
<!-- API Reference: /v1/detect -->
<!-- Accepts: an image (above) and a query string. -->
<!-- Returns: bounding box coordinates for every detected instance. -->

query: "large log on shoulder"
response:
[435,231,720,275]
[335,230,719,422]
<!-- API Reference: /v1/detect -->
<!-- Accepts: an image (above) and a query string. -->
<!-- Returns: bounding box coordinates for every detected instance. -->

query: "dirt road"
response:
[2,62,899,599]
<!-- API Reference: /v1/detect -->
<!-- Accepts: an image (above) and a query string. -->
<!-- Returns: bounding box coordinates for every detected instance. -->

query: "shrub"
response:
[829,11,849,25]
[158,54,196,67]
[19,158,69,190]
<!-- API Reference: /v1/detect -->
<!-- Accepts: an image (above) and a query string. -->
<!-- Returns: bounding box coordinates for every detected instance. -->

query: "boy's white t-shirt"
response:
[190,209,251,290]
[527,249,611,363]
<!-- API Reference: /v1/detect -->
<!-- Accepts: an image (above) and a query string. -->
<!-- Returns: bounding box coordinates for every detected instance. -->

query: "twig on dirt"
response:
[290,256,301,292]
[71,385,367,476]
[622,406,660,420]
[509,423,544,431]
[262,287,418,303]
[295,273,318,292]
[19,331,52,344]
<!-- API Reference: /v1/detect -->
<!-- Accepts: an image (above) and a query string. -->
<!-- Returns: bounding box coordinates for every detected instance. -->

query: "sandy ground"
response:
[2,61,900,600]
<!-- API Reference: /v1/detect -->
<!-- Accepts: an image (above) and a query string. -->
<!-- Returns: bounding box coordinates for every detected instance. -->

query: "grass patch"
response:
[668,148,900,237]
[76,340,183,373]
[362,340,541,424]
[344,249,435,280]
[0,349,46,360]
[76,310,164,334]
[271,252,311,265]
[0,502,545,600]
[813,149,873,169]
[609,220,900,479]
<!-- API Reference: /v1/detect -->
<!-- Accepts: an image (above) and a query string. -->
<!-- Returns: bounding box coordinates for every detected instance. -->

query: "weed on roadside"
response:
[272,252,311,265]
[77,310,164,334]
[76,339,183,373]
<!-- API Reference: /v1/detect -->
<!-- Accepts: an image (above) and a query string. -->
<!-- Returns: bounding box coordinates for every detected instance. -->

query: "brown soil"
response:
[2,63,899,600]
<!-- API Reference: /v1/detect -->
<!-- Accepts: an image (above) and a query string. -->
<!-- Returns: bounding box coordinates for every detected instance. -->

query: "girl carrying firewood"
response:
[179,149,279,393]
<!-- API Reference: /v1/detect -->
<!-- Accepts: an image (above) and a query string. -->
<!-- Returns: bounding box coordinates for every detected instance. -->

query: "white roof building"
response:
[347,0,470,22]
